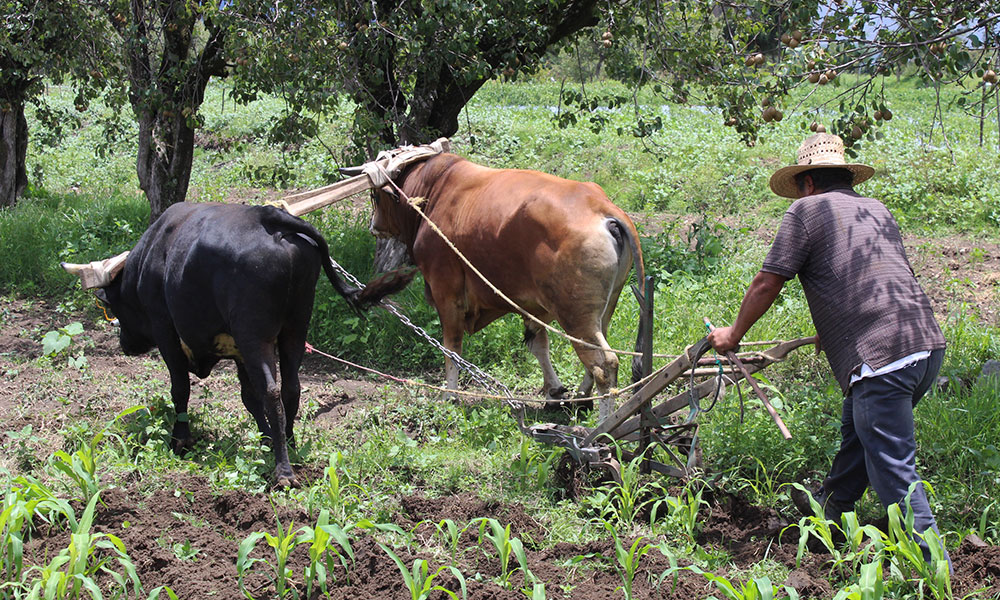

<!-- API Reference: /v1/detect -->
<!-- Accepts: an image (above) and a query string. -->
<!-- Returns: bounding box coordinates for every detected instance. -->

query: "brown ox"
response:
[362,153,644,400]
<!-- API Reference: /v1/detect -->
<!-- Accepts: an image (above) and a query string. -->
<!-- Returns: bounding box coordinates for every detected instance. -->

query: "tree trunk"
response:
[123,3,226,223]
[0,102,28,209]
[135,108,197,222]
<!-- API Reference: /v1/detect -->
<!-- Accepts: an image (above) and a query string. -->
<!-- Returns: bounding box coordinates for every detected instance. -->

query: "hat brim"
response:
[769,163,875,198]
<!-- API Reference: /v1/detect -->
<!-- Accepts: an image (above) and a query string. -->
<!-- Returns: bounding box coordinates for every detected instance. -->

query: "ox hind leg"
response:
[276,333,306,448]
[559,308,620,418]
[523,320,568,400]
[572,330,619,418]
[236,363,273,439]
[237,341,299,488]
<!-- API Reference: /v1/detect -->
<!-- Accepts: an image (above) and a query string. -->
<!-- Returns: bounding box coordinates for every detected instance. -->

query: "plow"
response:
[523,330,815,483]
[66,137,815,485]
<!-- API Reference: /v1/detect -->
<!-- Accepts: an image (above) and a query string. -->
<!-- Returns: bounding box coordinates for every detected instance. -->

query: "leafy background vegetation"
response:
[1,72,999,598]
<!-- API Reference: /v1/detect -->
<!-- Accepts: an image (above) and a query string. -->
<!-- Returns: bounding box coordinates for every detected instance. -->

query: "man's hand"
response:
[707,325,741,354]
[706,271,788,356]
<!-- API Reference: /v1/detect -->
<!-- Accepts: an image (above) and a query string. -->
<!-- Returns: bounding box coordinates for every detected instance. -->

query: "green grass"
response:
[2,74,999,598]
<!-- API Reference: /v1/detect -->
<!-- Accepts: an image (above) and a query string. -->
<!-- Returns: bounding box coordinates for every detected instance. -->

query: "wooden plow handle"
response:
[725,350,791,439]
[599,335,816,442]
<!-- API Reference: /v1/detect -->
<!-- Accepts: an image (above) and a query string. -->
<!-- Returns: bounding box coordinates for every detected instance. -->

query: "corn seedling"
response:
[782,483,844,568]
[475,518,533,590]
[884,488,953,600]
[605,521,654,600]
[833,560,885,600]
[685,566,800,600]
[522,582,546,599]
[651,478,705,544]
[378,543,467,600]
[18,493,144,600]
[834,511,886,575]
[976,500,999,543]
[1,478,77,585]
[237,515,313,599]
[590,445,663,526]
[1,494,29,585]
[353,519,411,548]
[306,452,366,522]
[49,406,146,503]
[307,509,355,595]
[655,543,683,595]
[432,518,470,564]
[510,438,559,490]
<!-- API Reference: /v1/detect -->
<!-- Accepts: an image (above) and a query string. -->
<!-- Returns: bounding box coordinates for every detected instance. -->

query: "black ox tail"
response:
[261,206,415,315]
[606,218,650,385]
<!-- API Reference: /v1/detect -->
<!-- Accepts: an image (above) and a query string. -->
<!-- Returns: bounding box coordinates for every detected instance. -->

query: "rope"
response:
[95,297,115,322]
[303,340,661,406]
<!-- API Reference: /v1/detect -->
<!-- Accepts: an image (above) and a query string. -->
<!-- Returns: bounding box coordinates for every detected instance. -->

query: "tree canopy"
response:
[4,1,999,217]
[577,1,1000,154]
[229,0,602,162]
[0,0,118,207]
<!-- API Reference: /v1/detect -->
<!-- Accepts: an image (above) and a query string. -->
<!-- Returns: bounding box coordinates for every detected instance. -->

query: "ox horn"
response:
[338,166,365,177]
[61,251,130,289]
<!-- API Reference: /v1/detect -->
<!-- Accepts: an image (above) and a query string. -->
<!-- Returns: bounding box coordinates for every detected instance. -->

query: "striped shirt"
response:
[761,188,945,393]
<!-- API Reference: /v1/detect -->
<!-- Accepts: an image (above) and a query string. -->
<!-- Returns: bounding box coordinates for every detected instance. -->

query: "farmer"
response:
[706,133,949,566]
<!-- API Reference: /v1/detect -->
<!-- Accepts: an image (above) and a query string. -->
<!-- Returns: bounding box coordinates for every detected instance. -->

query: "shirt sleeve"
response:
[761,210,809,279]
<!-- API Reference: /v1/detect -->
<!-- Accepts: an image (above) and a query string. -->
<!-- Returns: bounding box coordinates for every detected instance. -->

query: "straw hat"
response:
[769,133,875,198]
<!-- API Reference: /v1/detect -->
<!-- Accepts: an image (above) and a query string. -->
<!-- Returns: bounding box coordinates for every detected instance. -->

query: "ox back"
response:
[90,202,407,487]
[370,153,645,406]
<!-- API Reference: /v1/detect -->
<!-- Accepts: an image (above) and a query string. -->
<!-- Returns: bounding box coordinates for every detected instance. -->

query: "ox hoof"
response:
[274,474,301,489]
[544,385,570,400]
[170,437,195,455]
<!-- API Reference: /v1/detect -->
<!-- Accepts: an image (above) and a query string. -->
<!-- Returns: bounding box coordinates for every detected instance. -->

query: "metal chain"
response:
[327,257,516,402]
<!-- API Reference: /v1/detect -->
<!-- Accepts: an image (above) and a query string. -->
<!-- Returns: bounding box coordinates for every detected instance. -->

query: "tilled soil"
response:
[14,477,999,599]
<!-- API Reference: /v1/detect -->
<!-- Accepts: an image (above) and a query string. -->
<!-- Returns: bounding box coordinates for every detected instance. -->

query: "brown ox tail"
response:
[606,217,648,385]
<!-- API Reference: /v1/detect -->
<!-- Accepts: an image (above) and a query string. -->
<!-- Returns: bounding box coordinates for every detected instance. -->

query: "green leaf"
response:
[63,322,84,336]
[42,331,71,357]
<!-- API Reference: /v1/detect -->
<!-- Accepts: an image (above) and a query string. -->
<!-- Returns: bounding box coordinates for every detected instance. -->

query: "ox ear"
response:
[93,287,110,306]
[379,186,399,202]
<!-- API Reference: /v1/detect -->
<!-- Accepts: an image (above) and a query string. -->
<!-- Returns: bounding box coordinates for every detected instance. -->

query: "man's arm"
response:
[707,270,788,353]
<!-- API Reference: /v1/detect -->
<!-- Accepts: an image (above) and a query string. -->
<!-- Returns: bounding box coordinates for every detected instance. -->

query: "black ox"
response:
[64,202,410,487]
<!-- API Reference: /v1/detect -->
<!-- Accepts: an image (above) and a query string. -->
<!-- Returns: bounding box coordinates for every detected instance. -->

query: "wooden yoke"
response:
[282,137,452,216]
[283,176,374,216]
[62,138,453,288]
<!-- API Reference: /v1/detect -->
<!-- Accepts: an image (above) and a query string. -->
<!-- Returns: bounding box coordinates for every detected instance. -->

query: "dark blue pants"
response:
[820,348,947,563]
